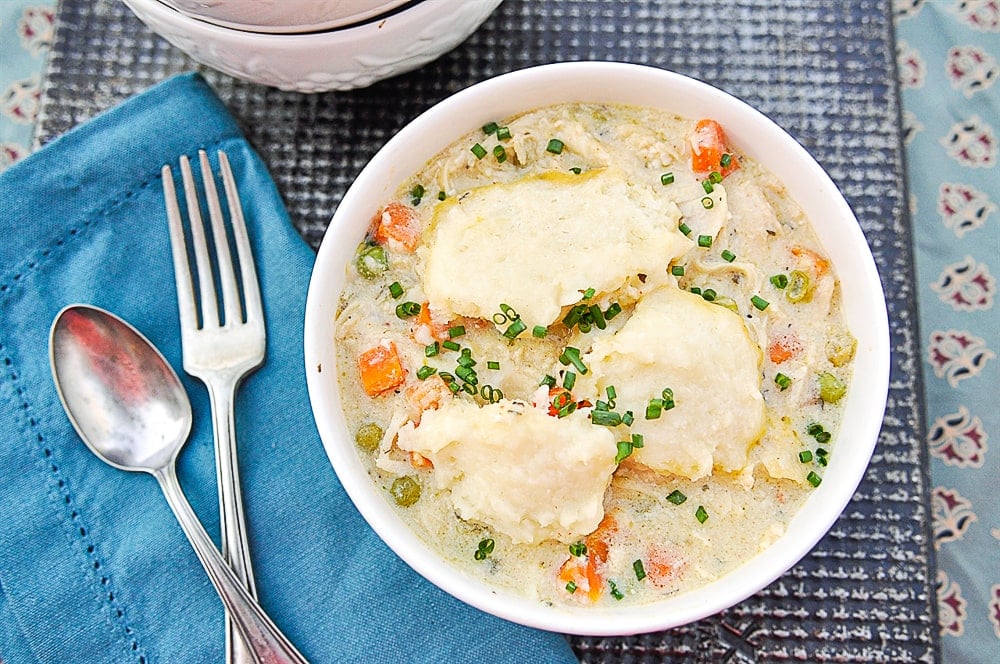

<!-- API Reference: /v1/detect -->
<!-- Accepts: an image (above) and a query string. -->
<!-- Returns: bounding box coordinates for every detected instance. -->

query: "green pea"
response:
[355,244,388,279]
[354,422,383,453]
[390,476,421,507]
[817,371,847,403]
[785,270,812,303]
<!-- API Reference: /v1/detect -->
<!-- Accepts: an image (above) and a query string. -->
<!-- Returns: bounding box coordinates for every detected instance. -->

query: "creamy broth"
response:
[333,103,855,606]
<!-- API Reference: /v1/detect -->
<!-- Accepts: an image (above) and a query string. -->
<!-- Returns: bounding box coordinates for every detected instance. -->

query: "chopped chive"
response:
[661,172,675,185]
[448,325,466,338]
[410,184,425,201]
[493,145,507,163]
[455,365,478,385]
[770,274,789,289]
[558,346,588,374]
[645,399,663,420]
[546,138,565,154]
[532,325,548,338]
[709,171,723,184]
[622,410,635,426]
[503,319,527,339]
[751,295,770,311]
[721,249,736,262]
[388,281,404,299]
[721,153,733,168]
[557,401,578,418]
[695,505,709,523]
[438,190,447,201]
[569,167,582,174]
[487,360,500,370]
[499,303,519,320]
[807,423,824,436]
[702,288,717,301]
[807,471,822,487]
[416,365,437,380]
[471,143,487,159]
[816,447,829,457]
[633,559,647,581]
[425,342,439,357]
[395,301,421,318]
[606,385,617,401]
[582,287,596,300]
[702,180,714,194]
[609,580,624,600]
[591,410,622,427]
[615,441,634,464]
[816,431,832,444]
[774,373,792,390]
[798,450,813,463]
[697,234,713,248]
[817,455,828,467]
[671,265,685,277]
[442,340,461,352]
[569,542,587,557]
[631,433,644,448]
[541,375,556,387]
[701,196,715,209]
[482,121,499,135]
[604,302,623,320]
[496,126,512,140]
[594,400,609,412]
[563,371,577,390]
[678,222,692,236]
[666,489,687,505]
[565,581,578,593]
[690,287,702,295]
[456,354,476,368]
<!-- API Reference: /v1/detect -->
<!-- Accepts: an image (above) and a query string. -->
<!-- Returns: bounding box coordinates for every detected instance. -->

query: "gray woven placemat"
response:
[36,0,939,661]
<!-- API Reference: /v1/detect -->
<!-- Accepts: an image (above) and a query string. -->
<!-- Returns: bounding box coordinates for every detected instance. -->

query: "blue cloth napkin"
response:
[0,73,578,664]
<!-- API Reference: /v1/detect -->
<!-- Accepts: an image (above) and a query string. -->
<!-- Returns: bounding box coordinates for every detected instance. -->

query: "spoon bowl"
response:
[49,304,310,664]
[50,304,190,472]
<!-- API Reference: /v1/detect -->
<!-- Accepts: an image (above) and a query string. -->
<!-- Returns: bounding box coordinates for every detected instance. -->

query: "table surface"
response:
[3,0,997,661]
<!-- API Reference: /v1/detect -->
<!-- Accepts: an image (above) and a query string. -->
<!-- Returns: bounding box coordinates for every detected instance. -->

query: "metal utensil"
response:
[162,149,265,664]
[49,304,308,664]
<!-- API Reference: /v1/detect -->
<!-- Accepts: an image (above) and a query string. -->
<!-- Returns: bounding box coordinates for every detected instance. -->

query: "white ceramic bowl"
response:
[160,0,413,33]
[122,0,502,92]
[304,62,891,636]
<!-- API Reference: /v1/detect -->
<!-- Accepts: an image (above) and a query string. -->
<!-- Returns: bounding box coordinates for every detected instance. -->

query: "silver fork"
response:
[162,149,265,664]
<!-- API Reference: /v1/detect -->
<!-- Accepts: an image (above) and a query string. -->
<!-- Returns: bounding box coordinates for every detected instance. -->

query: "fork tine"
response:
[198,150,243,328]
[218,150,263,322]
[162,164,199,334]
[179,153,220,329]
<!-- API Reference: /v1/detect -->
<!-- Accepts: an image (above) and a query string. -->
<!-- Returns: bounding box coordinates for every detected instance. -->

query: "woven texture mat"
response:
[37,0,938,661]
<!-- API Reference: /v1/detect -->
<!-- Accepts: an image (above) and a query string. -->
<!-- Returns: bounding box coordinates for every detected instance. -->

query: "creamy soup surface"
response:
[333,103,855,607]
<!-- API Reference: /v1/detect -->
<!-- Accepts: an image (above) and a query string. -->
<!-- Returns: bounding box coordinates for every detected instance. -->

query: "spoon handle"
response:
[154,465,310,664]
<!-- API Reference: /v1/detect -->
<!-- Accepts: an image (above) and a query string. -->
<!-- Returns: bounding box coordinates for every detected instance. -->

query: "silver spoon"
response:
[49,304,309,664]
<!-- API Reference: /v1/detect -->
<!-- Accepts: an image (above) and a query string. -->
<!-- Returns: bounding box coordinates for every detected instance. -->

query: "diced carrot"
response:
[767,334,802,364]
[358,341,406,397]
[690,119,740,176]
[555,514,617,603]
[404,374,451,422]
[409,451,434,469]
[373,202,420,253]
[411,301,450,344]
[645,545,684,589]
[791,246,830,276]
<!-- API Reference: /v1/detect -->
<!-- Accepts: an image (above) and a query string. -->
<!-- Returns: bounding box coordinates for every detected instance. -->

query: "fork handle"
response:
[207,378,258,664]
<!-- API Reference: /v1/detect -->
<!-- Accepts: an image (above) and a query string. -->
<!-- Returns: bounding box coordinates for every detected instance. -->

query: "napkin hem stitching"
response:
[0,341,151,663]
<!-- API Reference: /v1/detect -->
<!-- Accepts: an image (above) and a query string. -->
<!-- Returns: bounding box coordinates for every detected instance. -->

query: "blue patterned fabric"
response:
[895,1,1000,660]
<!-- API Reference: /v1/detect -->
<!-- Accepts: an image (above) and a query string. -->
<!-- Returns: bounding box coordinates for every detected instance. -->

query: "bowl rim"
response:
[158,0,419,33]
[128,0,476,41]
[304,61,891,636]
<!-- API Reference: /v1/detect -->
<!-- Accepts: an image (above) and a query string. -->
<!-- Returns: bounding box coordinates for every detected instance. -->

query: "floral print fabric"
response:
[896,0,999,659]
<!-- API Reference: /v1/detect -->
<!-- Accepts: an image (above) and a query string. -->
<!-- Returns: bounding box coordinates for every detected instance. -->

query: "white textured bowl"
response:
[160,0,413,33]
[304,62,891,636]
[122,0,502,92]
